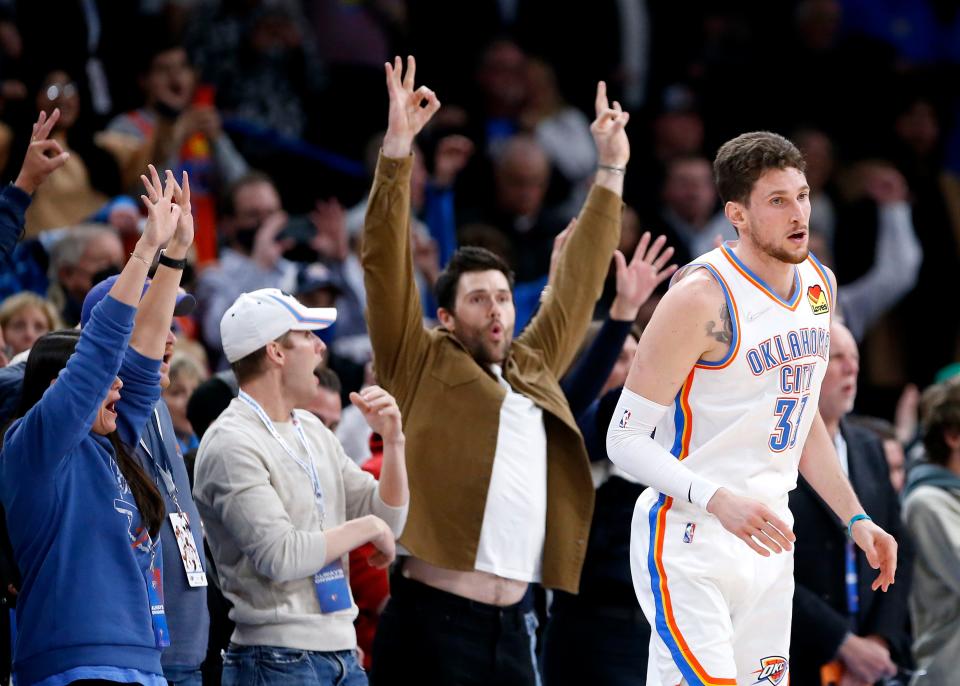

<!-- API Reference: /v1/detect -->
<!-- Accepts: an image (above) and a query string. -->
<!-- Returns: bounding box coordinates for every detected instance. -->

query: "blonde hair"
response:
[168,352,207,386]
[0,292,62,335]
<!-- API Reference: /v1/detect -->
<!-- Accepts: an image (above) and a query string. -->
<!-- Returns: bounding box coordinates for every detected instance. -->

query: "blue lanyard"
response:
[844,538,860,629]
[238,391,326,527]
[139,408,182,512]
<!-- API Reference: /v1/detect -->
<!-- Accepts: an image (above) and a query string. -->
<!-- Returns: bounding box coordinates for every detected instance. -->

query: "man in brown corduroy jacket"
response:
[364,56,628,685]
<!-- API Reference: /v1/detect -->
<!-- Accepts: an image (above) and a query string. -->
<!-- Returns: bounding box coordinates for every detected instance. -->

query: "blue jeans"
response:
[163,666,203,686]
[222,644,367,686]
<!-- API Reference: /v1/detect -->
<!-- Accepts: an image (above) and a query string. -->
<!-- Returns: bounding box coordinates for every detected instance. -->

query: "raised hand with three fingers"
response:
[590,81,630,169]
[382,55,441,158]
[14,108,70,195]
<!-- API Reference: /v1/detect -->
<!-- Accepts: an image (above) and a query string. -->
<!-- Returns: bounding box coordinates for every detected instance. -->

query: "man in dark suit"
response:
[790,322,913,686]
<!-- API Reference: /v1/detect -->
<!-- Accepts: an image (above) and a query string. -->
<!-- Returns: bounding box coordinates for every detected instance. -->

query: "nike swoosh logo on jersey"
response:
[747,306,772,321]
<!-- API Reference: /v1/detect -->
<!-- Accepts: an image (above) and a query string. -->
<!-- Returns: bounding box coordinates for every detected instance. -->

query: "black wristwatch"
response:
[157,249,187,271]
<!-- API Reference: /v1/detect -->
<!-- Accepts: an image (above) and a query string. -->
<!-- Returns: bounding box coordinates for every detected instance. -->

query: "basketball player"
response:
[606,131,897,685]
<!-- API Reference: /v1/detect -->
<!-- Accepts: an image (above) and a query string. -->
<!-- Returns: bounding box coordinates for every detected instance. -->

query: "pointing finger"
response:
[595,81,608,118]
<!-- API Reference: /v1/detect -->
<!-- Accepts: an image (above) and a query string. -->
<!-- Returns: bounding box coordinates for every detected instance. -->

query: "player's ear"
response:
[724,200,746,232]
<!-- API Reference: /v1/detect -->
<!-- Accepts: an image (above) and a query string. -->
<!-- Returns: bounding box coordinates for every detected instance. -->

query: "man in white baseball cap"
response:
[193,287,409,685]
[219,287,337,364]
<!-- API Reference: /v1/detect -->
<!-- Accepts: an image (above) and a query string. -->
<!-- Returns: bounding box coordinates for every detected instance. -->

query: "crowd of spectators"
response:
[0,0,959,684]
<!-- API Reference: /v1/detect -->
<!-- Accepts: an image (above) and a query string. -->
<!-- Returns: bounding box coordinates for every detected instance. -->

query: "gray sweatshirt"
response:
[902,471,960,684]
[193,398,407,651]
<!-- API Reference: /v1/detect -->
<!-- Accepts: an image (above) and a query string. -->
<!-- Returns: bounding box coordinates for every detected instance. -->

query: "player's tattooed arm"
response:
[704,304,732,344]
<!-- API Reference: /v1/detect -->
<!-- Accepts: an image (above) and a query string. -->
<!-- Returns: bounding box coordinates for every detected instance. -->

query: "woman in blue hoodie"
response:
[0,165,190,686]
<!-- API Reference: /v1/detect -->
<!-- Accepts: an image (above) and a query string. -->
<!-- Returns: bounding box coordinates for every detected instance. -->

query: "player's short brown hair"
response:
[713,131,806,206]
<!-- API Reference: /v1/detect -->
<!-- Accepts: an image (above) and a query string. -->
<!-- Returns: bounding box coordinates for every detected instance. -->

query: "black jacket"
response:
[789,420,913,685]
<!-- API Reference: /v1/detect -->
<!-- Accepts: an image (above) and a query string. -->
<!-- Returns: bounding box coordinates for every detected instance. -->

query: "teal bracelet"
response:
[847,513,872,538]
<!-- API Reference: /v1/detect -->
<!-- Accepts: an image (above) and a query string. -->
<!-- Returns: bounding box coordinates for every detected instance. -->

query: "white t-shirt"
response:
[473,365,548,582]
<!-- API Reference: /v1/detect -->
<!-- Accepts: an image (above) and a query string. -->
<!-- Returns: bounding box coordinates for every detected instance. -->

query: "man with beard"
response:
[362,56,628,685]
[606,131,898,685]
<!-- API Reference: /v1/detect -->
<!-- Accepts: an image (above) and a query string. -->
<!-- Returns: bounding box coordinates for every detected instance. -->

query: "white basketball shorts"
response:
[631,489,794,686]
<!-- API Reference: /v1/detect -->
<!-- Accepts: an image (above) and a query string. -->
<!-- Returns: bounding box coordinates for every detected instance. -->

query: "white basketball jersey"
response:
[654,243,834,515]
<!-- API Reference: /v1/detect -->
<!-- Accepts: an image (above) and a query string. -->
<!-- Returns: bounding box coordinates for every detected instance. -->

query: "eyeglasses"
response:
[44,82,77,102]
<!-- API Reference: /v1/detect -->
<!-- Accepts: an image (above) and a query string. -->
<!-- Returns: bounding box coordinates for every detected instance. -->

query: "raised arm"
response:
[116,168,194,447]
[108,166,182,309]
[1,109,70,257]
[130,167,192,359]
[561,231,676,416]
[840,167,921,341]
[13,109,71,197]
[4,172,179,468]
[518,82,627,376]
[362,56,440,389]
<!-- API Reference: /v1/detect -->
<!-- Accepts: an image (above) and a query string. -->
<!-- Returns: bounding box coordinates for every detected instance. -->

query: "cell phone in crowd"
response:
[277,215,319,262]
[278,215,315,243]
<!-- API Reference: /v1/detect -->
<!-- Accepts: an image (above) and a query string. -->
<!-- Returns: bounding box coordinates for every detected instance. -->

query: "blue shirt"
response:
[0,183,29,260]
[0,296,165,685]
[134,399,209,671]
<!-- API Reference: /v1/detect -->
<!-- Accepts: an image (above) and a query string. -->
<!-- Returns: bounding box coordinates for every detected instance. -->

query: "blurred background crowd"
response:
[1,0,960,684]
[0,0,958,411]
